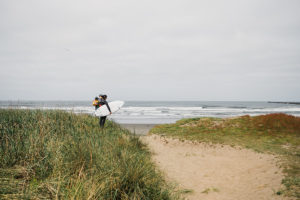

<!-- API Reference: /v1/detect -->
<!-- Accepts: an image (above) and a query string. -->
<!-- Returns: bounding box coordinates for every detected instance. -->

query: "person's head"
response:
[99,94,107,100]
[95,97,99,100]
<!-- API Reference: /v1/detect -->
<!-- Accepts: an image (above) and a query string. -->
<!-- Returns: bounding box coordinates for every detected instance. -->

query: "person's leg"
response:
[100,116,107,128]
[99,117,102,127]
[101,116,107,127]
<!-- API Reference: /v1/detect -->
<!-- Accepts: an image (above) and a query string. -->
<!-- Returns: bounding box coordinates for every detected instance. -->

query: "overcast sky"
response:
[0,0,299,101]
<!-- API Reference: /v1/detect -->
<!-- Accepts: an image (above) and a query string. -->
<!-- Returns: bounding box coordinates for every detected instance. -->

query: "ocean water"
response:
[1,101,300,124]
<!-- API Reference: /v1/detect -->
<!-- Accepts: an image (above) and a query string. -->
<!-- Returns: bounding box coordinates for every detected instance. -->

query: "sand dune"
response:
[143,135,291,200]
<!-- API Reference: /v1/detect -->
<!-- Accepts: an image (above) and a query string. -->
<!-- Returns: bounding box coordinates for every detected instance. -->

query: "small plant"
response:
[180,189,193,194]
[201,187,219,194]
[201,188,210,194]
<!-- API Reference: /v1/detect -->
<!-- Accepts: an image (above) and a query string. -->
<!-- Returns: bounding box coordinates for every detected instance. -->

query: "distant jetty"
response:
[268,101,300,105]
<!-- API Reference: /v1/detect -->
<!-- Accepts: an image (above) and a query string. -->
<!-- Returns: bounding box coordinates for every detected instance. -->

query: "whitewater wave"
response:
[2,104,300,124]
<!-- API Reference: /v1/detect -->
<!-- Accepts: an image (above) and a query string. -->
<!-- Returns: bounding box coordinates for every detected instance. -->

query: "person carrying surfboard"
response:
[98,94,112,128]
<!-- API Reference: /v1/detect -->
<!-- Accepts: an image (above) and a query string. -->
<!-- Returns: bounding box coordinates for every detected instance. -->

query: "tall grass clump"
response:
[0,109,174,199]
[150,113,300,198]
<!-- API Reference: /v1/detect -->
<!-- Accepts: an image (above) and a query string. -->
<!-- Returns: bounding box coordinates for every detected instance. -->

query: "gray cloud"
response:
[1,0,300,101]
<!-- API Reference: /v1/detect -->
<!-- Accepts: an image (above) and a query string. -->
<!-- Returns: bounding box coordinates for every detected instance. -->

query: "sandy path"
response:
[143,135,289,200]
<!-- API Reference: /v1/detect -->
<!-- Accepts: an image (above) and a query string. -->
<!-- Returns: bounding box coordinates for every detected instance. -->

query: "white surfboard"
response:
[95,101,124,117]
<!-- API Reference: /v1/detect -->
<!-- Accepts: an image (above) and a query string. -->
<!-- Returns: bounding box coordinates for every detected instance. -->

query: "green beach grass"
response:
[150,113,300,198]
[0,109,176,199]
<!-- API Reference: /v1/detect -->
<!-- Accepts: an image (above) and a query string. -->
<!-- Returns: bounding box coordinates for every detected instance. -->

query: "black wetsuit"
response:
[98,99,111,128]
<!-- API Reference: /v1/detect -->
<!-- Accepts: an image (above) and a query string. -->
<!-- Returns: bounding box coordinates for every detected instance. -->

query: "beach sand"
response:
[120,124,290,200]
[143,135,290,200]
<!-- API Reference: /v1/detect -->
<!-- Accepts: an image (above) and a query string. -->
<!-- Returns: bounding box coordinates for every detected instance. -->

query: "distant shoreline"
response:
[120,124,157,135]
[268,101,300,105]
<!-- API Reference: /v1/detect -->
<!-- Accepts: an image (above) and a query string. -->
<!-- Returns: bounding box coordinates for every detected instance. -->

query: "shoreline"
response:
[119,124,158,135]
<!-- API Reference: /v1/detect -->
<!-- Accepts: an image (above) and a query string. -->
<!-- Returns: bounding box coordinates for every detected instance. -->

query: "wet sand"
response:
[119,124,157,135]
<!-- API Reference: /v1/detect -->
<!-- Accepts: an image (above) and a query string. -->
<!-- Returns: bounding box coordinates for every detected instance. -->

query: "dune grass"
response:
[150,113,300,198]
[0,109,176,199]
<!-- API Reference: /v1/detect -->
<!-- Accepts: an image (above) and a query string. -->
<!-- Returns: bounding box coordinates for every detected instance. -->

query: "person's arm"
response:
[105,101,112,113]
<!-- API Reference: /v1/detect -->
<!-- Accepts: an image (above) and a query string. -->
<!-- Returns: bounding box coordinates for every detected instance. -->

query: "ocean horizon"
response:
[1,100,300,124]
